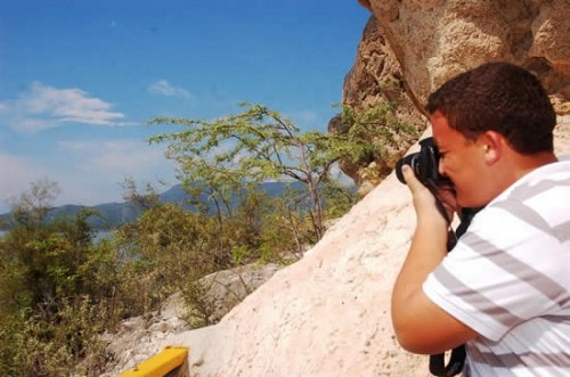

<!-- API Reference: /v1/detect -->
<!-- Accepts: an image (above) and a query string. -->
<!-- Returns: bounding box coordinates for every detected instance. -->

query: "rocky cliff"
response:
[104,1,570,376]
[342,0,570,189]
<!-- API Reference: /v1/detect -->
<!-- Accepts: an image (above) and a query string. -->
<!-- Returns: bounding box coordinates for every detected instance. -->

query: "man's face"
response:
[430,111,490,208]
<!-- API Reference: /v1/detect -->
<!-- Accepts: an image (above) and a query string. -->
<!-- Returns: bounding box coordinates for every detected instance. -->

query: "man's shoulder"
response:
[517,159,570,187]
[486,160,570,210]
[533,159,570,182]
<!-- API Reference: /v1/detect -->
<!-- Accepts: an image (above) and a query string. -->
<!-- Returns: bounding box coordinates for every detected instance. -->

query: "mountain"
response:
[0,181,308,230]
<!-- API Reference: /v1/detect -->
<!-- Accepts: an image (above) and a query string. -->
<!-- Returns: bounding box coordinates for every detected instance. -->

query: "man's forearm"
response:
[391,213,449,349]
[394,214,449,302]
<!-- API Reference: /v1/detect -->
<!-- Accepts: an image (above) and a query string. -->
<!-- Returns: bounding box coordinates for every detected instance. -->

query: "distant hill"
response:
[0,181,309,230]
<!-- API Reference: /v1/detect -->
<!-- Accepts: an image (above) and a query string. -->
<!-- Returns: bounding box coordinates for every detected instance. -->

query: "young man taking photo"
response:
[391,62,570,376]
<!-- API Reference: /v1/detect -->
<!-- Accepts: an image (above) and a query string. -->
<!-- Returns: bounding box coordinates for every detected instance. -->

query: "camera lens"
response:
[395,153,419,185]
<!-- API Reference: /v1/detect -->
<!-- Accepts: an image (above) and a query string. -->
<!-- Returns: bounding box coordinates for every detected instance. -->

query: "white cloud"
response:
[59,139,169,173]
[58,138,176,191]
[2,81,130,132]
[93,141,163,171]
[0,138,177,214]
[148,79,192,99]
[68,139,176,204]
[57,140,93,151]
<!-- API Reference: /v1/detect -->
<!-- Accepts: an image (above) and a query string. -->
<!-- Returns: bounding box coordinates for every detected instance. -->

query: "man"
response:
[391,62,570,376]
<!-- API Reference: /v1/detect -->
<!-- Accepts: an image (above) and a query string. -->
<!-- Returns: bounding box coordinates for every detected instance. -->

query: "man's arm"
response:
[391,165,478,354]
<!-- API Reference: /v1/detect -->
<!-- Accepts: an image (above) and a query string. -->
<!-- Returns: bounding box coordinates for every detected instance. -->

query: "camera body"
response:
[395,137,451,186]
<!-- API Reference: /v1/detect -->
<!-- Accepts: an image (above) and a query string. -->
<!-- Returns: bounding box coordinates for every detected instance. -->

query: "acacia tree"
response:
[149,102,416,241]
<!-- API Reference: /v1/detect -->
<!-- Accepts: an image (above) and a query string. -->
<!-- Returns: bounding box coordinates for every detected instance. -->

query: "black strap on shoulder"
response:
[429,345,466,376]
[425,206,481,377]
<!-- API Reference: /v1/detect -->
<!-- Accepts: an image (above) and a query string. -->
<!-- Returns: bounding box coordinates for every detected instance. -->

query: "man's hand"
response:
[401,165,454,226]
[391,165,478,354]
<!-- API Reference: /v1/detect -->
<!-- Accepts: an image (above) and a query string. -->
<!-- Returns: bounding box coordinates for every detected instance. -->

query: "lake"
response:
[0,229,114,243]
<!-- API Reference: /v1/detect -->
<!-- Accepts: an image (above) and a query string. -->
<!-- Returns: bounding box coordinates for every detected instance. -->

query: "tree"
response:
[121,177,163,211]
[148,102,410,241]
[9,178,61,227]
[333,103,421,182]
[0,180,120,376]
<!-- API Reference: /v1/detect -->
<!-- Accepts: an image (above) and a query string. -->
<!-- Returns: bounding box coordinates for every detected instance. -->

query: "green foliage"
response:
[148,102,378,241]
[180,278,220,329]
[121,176,163,211]
[113,203,231,310]
[0,209,108,316]
[337,102,420,182]
[338,102,419,162]
[4,297,108,377]
[9,178,62,227]
[0,180,121,377]
[320,180,358,219]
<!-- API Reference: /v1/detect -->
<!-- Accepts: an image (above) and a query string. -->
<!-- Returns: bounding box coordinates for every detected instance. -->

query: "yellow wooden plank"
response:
[119,346,189,377]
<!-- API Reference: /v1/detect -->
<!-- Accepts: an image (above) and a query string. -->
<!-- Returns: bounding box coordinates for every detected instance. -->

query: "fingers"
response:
[402,164,439,214]
[401,164,424,193]
[403,165,458,223]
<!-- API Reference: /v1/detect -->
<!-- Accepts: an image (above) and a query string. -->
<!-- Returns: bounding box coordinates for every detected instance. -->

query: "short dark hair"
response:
[426,62,556,154]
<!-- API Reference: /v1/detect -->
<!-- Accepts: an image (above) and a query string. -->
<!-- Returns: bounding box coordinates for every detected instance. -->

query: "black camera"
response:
[395,137,451,186]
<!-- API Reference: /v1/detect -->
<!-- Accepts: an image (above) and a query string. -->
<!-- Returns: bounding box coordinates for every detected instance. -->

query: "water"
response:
[94,230,114,243]
[0,229,114,243]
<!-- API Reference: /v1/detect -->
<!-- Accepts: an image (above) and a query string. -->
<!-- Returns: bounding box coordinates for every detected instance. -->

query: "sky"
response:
[0,0,370,214]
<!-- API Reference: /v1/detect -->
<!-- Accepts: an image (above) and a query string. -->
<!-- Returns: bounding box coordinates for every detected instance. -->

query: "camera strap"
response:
[429,346,466,377]
[426,196,481,377]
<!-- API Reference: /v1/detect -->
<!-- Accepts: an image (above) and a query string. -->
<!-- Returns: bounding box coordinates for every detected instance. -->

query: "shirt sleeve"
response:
[423,202,565,342]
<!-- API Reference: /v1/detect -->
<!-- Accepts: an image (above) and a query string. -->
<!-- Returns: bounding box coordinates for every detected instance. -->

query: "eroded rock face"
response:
[339,17,427,193]
[366,0,570,101]
[343,0,570,189]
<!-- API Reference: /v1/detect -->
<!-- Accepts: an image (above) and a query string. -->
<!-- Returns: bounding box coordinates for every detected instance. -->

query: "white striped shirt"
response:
[424,160,570,376]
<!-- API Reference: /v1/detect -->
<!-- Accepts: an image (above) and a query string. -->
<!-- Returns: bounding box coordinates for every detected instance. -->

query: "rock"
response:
[196,263,282,323]
[340,16,426,186]
[340,0,570,188]
[100,263,283,376]
[366,0,570,102]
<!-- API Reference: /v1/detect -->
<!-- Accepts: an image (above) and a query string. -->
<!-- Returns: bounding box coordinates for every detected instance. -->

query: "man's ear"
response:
[480,131,503,165]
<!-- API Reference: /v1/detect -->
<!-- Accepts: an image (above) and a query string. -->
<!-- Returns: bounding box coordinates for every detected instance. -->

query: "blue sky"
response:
[0,0,370,213]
